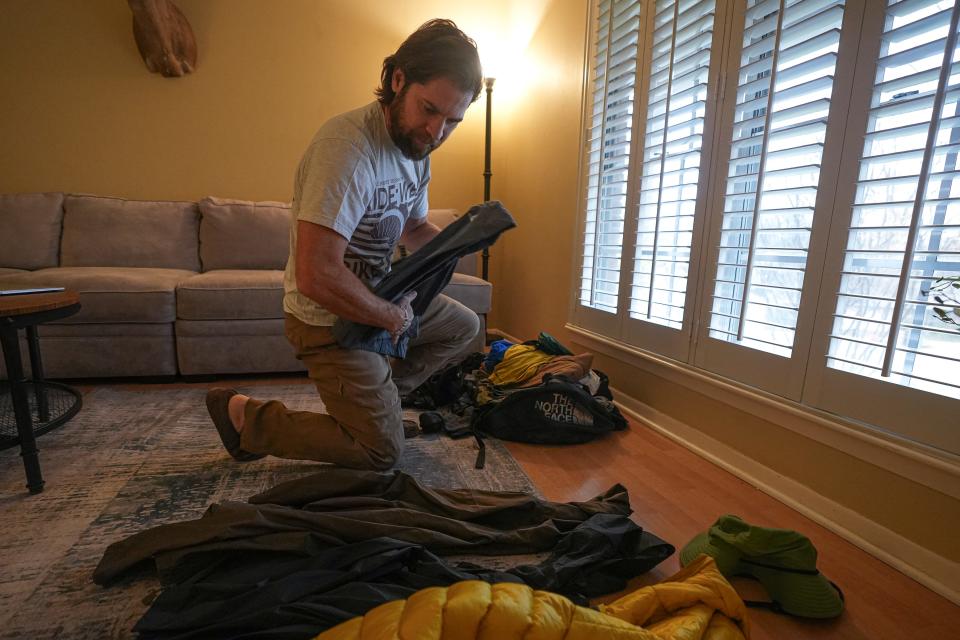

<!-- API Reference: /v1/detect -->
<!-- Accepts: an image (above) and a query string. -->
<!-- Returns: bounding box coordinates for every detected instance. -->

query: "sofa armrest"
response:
[444,272,491,314]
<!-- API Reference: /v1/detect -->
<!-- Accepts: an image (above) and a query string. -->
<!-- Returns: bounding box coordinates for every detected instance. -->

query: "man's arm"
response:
[400,215,441,253]
[295,220,407,333]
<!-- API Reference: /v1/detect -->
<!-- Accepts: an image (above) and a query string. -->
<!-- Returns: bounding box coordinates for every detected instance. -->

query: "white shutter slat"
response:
[873,66,942,104]
[739,53,775,82]
[770,96,833,127]
[776,52,839,94]
[652,79,710,110]
[886,0,944,19]
[746,0,780,22]
[780,4,844,47]
[870,92,937,123]
[882,6,951,45]
[876,37,950,76]
[742,10,780,44]
[862,121,931,151]
[729,120,825,159]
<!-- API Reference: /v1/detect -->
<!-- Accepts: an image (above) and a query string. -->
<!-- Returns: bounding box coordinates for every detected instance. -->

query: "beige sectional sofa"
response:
[0,193,490,379]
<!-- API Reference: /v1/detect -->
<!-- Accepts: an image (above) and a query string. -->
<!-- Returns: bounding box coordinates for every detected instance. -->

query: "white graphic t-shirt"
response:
[283,101,430,326]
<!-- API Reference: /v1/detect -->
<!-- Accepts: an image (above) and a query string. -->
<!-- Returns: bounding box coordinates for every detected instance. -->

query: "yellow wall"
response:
[2,0,956,573]
[0,0,502,210]
[487,0,588,338]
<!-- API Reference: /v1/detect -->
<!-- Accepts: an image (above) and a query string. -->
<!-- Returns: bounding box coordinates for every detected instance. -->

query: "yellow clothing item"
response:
[487,344,555,386]
[314,555,748,640]
[601,555,750,640]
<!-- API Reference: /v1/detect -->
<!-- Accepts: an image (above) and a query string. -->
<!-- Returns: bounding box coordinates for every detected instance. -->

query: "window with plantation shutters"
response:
[825,0,960,400]
[708,0,845,357]
[579,0,643,314]
[630,0,716,330]
[573,0,960,454]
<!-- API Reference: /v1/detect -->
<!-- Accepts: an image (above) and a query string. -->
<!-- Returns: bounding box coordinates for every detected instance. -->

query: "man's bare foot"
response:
[228,393,248,432]
[205,388,265,461]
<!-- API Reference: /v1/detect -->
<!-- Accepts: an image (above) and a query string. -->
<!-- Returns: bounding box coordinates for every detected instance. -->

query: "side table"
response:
[0,290,83,493]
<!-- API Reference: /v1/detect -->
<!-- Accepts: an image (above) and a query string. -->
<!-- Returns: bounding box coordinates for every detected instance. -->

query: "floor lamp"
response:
[481,76,495,281]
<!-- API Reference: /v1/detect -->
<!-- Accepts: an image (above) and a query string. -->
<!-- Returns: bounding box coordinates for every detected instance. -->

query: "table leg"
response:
[26,325,49,422]
[0,326,44,494]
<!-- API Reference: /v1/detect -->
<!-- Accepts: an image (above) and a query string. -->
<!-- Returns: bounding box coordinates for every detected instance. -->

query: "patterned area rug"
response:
[0,384,537,639]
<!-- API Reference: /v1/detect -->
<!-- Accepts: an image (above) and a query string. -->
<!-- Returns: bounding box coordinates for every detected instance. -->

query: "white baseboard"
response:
[486,327,520,343]
[613,390,960,605]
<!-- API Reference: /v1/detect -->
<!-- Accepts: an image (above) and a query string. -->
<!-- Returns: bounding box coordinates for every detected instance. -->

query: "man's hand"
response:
[391,291,418,344]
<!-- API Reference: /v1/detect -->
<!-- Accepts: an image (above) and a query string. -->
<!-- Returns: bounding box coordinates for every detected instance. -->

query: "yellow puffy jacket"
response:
[315,555,748,640]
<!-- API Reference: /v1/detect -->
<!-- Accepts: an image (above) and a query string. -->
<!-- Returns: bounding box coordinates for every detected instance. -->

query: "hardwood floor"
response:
[71,375,960,639]
[505,423,960,639]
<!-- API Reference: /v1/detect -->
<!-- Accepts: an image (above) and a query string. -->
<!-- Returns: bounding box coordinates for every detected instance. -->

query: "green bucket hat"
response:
[680,514,844,619]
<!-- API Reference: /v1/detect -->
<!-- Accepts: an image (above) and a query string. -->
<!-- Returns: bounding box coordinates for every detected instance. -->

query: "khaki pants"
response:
[241,294,479,469]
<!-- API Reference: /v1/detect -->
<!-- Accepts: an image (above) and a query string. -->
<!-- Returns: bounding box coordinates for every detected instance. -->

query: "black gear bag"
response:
[473,373,627,445]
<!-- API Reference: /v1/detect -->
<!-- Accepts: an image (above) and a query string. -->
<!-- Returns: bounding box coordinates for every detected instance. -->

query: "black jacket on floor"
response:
[93,469,674,640]
[133,515,672,640]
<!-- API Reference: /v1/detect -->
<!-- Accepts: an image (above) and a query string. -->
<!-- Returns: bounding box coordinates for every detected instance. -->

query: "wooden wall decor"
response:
[128,0,197,77]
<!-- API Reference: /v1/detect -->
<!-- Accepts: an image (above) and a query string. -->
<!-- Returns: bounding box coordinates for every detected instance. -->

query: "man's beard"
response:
[387,89,434,161]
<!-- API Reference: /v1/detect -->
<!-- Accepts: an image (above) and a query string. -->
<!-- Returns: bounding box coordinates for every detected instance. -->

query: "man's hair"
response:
[375,19,483,105]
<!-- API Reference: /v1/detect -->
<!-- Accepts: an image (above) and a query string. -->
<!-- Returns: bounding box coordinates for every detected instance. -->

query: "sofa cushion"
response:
[443,273,492,314]
[177,270,284,321]
[0,268,30,279]
[62,194,201,270]
[176,319,305,375]
[13,267,195,323]
[0,192,64,270]
[199,197,290,271]
[39,323,173,337]
[32,328,177,378]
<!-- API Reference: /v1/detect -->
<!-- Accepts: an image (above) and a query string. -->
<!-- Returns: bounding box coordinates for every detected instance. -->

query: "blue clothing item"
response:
[332,202,516,357]
[483,339,514,371]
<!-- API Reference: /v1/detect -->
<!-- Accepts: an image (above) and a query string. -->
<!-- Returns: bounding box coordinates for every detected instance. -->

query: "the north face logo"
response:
[534,393,593,425]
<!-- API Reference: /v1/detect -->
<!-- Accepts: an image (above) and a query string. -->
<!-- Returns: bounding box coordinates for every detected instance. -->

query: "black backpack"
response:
[473,373,627,444]
[403,352,485,410]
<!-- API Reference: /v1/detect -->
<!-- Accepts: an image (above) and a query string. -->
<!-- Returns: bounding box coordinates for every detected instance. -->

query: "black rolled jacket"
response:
[332,201,516,357]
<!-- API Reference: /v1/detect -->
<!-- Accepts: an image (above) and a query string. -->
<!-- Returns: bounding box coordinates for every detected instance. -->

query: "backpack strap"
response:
[743,598,786,612]
[473,431,486,469]
[740,558,822,575]
[737,560,845,615]
[464,408,487,469]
